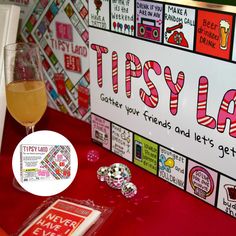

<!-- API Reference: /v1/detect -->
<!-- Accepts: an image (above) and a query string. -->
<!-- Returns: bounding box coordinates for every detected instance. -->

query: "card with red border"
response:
[19,199,101,236]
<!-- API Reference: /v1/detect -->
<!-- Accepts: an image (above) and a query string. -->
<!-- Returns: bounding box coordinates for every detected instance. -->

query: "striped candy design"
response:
[217,90,236,138]
[164,66,185,115]
[112,51,118,93]
[140,61,161,108]
[197,77,216,128]
[91,44,108,87]
[125,53,142,98]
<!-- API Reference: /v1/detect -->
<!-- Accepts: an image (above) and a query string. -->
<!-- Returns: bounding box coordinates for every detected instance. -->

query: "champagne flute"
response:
[4,42,47,135]
[4,42,47,191]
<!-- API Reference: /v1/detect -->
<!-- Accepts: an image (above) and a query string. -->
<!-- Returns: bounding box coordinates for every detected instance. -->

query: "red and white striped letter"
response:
[91,44,108,88]
[197,76,216,129]
[140,61,161,108]
[217,89,236,138]
[125,53,142,98]
[164,66,185,115]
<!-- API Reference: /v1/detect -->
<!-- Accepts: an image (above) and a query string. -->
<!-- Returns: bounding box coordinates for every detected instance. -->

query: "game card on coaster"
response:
[12,131,78,196]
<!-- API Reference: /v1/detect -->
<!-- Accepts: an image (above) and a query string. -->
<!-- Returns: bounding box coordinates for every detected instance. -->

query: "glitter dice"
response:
[97,163,137,198]
[121,182,137,198]
[97,166,109,182]
[106,163,131,189]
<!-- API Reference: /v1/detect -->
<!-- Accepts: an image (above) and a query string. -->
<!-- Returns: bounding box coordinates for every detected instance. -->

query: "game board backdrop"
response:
[89,0,236,218]
[0,0,90,123]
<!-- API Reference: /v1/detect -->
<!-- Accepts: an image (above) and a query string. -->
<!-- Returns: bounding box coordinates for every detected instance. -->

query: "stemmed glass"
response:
[4,42,47,190]
[4,42,47,135]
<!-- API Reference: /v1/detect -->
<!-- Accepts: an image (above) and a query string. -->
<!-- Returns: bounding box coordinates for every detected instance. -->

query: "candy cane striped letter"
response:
[125,53,142,98]
[164,66,185,115]
[112,51,118,93]
[217,89,236,138]
[91,44,108,88]
[197,76,216,129]
[140,61,161,108]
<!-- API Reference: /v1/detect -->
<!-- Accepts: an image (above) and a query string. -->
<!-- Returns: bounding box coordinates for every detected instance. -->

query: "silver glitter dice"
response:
[121,182,137,198]
[106,163,131,189]
[97,166,109,182]
[97,163,137,198]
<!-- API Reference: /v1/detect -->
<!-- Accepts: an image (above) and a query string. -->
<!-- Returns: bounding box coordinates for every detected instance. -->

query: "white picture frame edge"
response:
[0,5,20,152]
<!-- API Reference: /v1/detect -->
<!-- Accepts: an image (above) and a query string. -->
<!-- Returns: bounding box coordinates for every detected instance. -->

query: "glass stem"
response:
[26,126,35,135]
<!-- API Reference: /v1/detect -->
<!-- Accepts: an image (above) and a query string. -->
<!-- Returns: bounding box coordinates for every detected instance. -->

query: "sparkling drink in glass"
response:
[4,42,47,135]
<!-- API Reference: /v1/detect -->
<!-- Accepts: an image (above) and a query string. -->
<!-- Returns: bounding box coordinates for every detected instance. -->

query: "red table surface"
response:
[0,108,236,236]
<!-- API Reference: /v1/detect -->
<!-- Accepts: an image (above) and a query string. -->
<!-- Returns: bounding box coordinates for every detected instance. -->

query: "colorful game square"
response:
[45,9,54,22]
[54,73,66,96]
[27,34,36,43]
[25,20,34,33]
[29,15,37,26]
[80,6,88,19]
[164,4,196,50]
[91,114,111,150]
[136,0,163,43]
[38,22,47,35]
[65,3,74,18]
[65,78,74,91]
[196,10,233,59]
[78,85,89,109]
[64,54,82,73]
[134,134,158,175]
[44,44,53,56]
[158,146,186,189]
[217,175,236,218]
[84,70,89,83]
[81,30,89,44]
[111,124,133,162]
[42,58,50,71]
[40,0,49,8]
[186,160,218,205]
[50,2,59,16]
[50,53,58,65]
[56,22,73,41]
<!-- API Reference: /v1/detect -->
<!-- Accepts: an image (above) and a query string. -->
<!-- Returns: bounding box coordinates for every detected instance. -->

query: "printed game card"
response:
[19,199,101,236]
[112,123,133,162]
[134,134,158,175]
[89,0,110,30]
[136,0,163,43]
[158,146,186,190]
[164,4,196,50]
[20,144,71,183]
[111,0,135,35]
[186,160,218,205]
[217,175,236,218]
[91,114,111,150]
[196,10,233,59]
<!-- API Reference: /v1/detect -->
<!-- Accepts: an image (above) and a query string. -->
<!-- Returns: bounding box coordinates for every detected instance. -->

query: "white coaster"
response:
[12,130,78,196]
